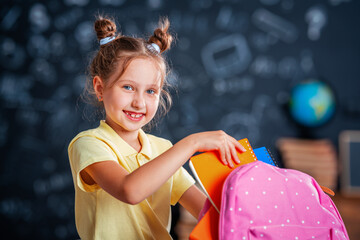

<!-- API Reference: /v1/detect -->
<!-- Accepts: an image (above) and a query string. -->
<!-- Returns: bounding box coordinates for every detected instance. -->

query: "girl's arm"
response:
[178,185,207,219]
[81,131,245,205]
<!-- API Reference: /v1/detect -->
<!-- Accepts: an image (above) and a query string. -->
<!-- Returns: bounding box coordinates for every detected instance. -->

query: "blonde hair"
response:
[82,15,174,130]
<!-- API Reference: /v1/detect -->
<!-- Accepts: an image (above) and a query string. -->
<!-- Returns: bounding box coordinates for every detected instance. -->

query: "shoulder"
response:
[68,128,101,148]
[145,134,173,154]
[68,130,118,164]
[146,134,173,148]
[147,134,173,155]
[68,124,116,157]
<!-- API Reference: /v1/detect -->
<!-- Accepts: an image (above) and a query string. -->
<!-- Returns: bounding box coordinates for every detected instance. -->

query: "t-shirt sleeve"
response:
[170,166,196,206]
[68,136,118,193]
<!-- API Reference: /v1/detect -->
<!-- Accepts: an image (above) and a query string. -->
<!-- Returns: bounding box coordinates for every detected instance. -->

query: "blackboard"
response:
[1,0,360,239]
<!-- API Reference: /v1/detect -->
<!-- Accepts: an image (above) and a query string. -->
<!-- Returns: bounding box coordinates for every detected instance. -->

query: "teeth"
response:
[126,112,143,118]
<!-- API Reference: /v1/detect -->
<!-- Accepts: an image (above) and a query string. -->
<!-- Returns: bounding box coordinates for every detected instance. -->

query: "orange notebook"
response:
[189,205,219,240]
[189,138,257,212]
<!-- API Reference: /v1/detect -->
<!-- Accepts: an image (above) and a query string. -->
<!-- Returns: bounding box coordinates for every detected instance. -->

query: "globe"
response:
[289,80,335,127]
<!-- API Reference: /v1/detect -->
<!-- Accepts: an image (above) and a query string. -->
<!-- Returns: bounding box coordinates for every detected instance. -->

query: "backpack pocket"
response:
[248,225,333,240]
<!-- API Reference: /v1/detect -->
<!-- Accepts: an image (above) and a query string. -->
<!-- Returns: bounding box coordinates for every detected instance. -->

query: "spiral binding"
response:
[266,148,279,167]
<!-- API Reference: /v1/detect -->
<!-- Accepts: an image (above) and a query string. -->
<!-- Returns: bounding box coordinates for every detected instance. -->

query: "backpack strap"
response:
[320,185,335,196]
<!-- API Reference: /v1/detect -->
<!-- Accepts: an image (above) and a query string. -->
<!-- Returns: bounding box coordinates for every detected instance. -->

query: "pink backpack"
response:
[219,161,349,240]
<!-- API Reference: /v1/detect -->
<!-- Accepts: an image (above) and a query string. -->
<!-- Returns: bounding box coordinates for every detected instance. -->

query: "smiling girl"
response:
[68,16,245,240]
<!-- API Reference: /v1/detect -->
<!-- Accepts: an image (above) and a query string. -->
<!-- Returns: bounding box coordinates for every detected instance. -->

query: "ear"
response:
[93,76,104,101]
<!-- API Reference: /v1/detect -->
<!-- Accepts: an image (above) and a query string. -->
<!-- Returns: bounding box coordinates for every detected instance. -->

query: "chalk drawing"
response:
[201,34,252,78]
[252,8,298,43]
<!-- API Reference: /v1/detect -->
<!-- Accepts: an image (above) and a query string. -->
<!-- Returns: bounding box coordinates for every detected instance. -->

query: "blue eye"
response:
[123,85,133,91]
[147,89,155,94]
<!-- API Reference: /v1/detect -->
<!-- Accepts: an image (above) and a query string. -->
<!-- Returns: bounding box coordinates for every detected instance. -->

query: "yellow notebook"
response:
[189,138,257,212]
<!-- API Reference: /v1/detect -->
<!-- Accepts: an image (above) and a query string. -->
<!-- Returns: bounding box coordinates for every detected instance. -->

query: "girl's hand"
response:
[188,131,246,168]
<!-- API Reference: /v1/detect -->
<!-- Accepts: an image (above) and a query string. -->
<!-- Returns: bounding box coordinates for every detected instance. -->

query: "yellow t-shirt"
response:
[68,120,195,240]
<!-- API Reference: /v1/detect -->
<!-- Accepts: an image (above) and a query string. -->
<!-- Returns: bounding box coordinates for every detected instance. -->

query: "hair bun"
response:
[149,17,173,53]
[94,16,117,41]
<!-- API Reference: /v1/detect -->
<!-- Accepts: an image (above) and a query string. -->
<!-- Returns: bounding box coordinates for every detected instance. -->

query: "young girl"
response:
[68,16,246,240]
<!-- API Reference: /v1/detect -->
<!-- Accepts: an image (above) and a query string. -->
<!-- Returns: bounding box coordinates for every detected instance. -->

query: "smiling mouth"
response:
[124,111,145,121]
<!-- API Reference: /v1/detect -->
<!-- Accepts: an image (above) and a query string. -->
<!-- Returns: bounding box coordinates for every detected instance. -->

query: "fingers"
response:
[222,134,246,168]
[220,136,233,168]
[229,142,240,164]
[224,138,233,168]
[229,136,247,153]
[203,130,246,168]
[219,145,227,167]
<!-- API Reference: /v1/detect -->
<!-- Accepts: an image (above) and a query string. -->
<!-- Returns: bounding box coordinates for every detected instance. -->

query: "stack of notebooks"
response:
[189,138,277,239]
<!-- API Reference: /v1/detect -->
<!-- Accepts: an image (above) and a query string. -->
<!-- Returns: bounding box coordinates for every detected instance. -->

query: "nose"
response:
[131,92,146,109]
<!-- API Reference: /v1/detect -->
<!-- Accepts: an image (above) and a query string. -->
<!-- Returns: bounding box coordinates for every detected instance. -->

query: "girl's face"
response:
[97,58,161,136]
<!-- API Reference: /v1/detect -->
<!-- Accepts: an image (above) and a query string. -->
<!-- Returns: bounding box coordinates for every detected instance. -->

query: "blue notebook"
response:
[253,147,278,166]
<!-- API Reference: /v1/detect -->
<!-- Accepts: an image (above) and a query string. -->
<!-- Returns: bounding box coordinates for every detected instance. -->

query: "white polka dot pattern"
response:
[218,161,349,240]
